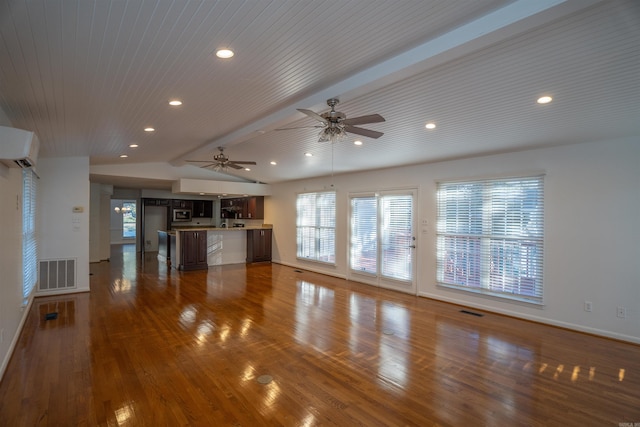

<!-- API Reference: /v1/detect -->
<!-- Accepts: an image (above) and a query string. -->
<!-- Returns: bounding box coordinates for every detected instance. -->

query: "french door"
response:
[349,189,417,294]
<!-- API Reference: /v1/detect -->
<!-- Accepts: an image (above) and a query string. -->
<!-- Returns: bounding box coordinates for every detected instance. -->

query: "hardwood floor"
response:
[1,244,639,426]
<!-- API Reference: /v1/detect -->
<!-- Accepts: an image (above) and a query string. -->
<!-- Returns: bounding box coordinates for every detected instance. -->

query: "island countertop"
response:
[171,224,272,232]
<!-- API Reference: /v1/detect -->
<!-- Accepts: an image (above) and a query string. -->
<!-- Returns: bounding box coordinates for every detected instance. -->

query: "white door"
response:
[349,189,417,294]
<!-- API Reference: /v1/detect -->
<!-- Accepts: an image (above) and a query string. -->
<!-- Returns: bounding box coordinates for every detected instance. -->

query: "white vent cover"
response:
[38,258,76,292]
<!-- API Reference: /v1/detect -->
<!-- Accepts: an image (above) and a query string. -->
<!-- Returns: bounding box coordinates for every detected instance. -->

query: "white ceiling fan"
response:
[278,98,385,142]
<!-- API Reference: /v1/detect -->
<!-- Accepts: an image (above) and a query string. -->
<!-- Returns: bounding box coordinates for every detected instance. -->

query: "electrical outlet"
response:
[584,301,593,312]
[616,307,626,319]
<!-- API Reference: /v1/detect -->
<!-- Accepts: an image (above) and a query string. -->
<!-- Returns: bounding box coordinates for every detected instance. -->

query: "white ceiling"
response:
[0,0,638,190]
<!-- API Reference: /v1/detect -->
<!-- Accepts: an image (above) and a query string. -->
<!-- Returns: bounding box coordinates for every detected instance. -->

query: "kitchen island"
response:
[164,226,272,270]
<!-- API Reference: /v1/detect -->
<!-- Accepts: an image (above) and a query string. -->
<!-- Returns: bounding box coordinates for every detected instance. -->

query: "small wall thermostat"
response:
[72,206,84,213]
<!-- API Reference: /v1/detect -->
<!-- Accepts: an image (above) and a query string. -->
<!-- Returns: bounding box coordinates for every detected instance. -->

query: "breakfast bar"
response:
[160,226,272,270]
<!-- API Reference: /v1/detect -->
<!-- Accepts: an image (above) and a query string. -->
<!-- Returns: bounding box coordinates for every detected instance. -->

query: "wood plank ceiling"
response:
[0,0,638,187]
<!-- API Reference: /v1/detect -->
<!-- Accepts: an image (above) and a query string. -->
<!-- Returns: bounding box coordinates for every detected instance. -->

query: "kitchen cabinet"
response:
[246,229,272,263]
[143,198,171,206]
[220,196,264,219]
[173,199,193,210]
[245,196,264,219]
[180,230,208,270]
[192,200,213,218]
[220,198,243,219]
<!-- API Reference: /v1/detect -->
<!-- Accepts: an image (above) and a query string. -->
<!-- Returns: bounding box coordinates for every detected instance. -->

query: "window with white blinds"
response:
[22,169,38,305]
[436,175,544,304]
[350,196,377,274]
[296,191,336,264]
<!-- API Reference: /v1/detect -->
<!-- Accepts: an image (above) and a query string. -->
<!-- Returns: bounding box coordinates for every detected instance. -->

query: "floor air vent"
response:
[460,309,484,317]
[38,258,76,292]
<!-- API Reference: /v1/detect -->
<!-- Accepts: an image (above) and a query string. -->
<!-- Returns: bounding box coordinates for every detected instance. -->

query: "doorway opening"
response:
[111,199,137,243]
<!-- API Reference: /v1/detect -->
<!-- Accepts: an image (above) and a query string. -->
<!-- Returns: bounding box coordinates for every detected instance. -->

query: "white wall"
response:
[37,157,91,293]
[0,166,28,378]
[267,138,640,343]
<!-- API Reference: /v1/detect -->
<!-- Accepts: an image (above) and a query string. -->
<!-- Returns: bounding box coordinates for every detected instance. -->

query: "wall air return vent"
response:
[38,258,76,292]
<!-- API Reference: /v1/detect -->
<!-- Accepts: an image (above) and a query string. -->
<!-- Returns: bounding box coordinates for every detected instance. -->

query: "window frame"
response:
[436,174,545,305]
[22,169,38,305]
[296,191,336,265]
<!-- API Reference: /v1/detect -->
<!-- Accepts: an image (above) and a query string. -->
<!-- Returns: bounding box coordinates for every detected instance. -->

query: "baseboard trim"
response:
[418,291,640,345]
[272,260,347,280]
[0,296,34,382]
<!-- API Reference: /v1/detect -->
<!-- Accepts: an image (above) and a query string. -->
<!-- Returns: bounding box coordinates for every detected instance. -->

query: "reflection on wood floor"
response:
[1,244,639,425]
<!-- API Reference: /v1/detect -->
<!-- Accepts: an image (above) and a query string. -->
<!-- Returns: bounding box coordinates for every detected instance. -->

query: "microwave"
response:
[173,209,192,222]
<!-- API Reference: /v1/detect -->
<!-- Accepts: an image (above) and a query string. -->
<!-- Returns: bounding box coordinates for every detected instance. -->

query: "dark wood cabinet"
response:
[143,198,171,206]
[180,230,208,270]
[221,196,264,219]
[245,196,264,219]
[192,200,213,218]
[220,198,242,219]
[246,229,272,263]
[173,199,193,210]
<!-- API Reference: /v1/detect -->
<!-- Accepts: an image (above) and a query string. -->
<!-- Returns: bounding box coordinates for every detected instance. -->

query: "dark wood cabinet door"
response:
[193,200,213,218]
[181,231,208,270]
[247,229,272,262]
[246,197,264,219]
[196,232,208,265]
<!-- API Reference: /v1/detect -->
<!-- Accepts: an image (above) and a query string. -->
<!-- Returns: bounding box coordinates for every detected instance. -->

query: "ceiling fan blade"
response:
[345,125,384,139]
[186,160,214,163]
[198,163,216,169]
[275,125,323,131]
[341,114,385,126]
[229,161,256,165]
[298,108,328,123]
[227,163,245,170]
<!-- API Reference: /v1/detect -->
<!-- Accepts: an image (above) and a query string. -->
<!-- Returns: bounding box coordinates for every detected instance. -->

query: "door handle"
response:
[409,245,416,248]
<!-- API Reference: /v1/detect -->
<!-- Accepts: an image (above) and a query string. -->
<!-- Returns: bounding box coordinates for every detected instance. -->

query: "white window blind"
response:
[437,175,544,304]
[296,191,336,264]
[22,169,38,305]
[380,195,413,281]
[350,196,377,274]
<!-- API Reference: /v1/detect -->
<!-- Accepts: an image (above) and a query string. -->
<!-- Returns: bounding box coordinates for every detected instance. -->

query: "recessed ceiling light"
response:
[216,49,234,59]
[244,168,251,171]
[537,96,553,104]
[354,140,363,146]
[305,152,313,157]
[129,144,139,148]
[425,122,436,129]
[199,193,205,196]
[144,127,155,132]
[120,154,128,158]
[169,100,183,106]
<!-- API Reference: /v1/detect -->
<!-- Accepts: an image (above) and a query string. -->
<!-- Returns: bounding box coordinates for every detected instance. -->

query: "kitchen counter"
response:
[171,225,273,269]
[172,225,272,231]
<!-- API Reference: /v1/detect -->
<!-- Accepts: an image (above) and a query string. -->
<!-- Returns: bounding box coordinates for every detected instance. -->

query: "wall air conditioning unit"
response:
[0,125,40,169]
